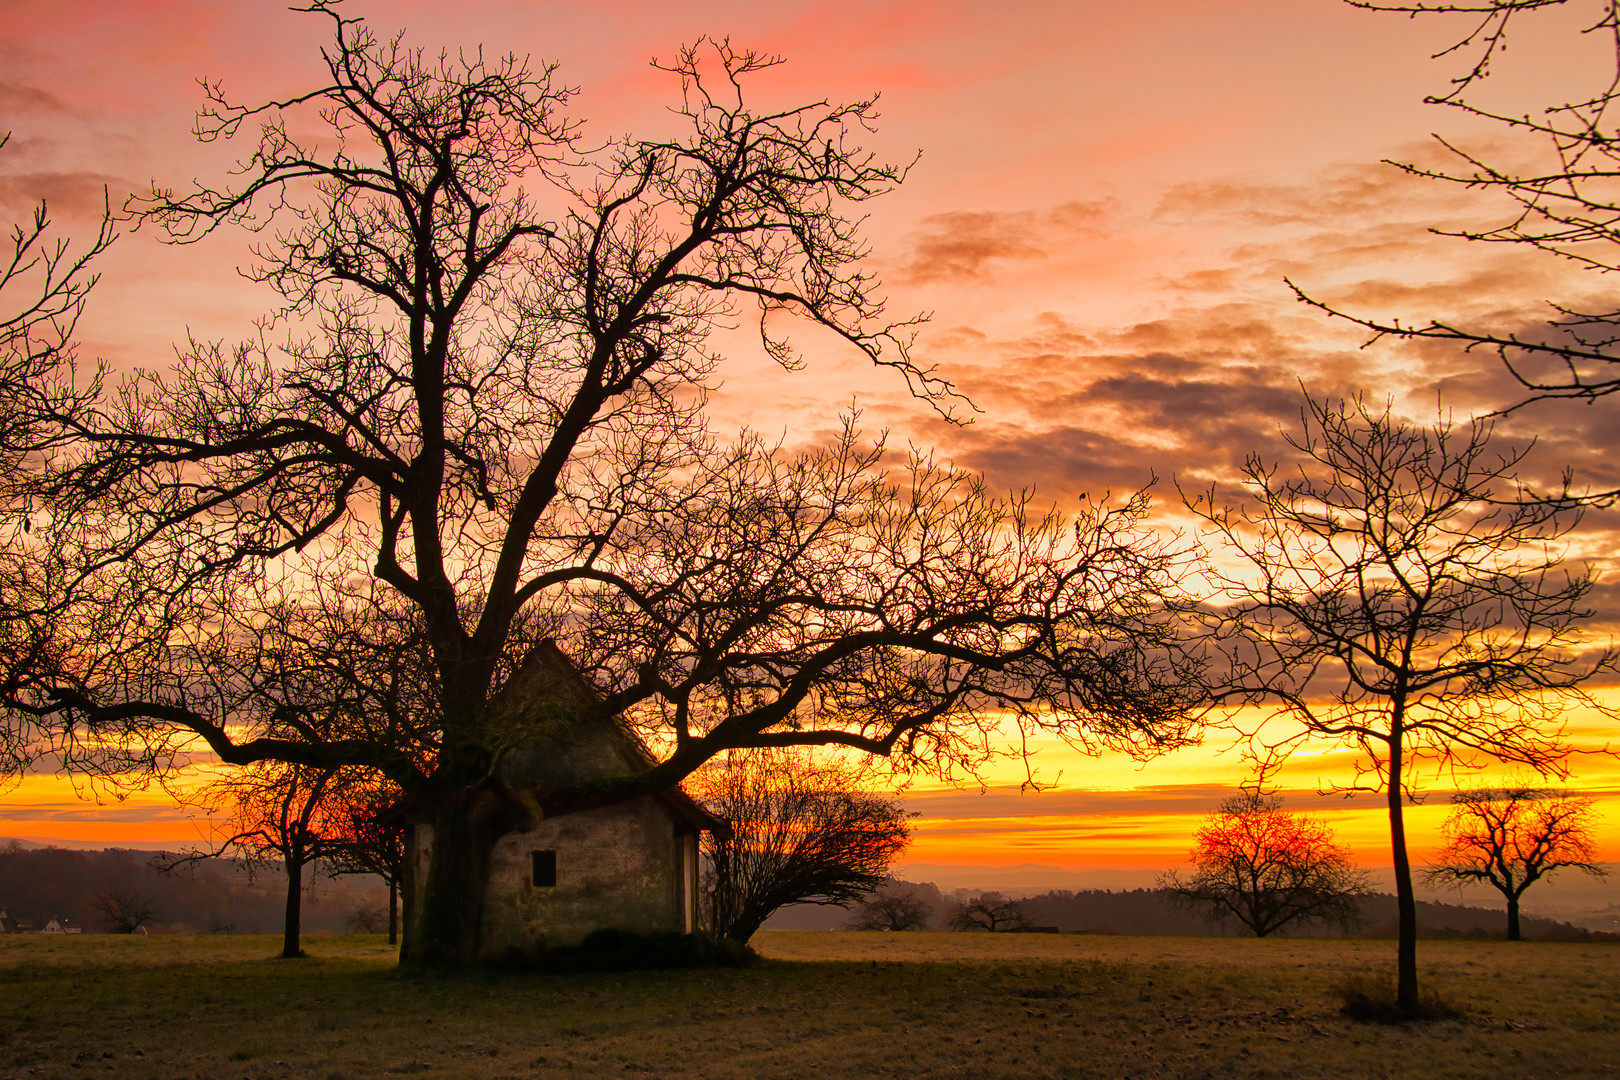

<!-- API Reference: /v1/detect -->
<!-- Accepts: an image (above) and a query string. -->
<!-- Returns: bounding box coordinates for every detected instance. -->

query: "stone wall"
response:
[410,797,697,955]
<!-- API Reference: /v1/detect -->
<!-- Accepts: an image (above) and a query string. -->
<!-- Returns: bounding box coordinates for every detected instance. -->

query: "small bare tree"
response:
[1191,394,1615,1011]
[1425,785,1607,940]
[88,885,156,934]
[693,748,913,943]
[846,886,932,931]
[947,893,1033,933]
[1160,793,1369,937]
[346,902,388,934]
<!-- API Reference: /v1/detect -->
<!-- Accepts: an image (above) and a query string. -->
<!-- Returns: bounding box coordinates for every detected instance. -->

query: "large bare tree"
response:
[0,132,115,787]
[1191,394,1614,1012]
[1,6,1206,968]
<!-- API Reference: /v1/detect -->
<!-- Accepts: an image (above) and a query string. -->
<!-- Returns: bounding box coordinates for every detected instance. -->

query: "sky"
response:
[4,0,1620,885]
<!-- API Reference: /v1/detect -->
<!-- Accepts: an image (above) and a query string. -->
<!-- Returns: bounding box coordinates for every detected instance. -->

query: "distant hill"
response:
[0,842,385,934]
[1,837,178,852]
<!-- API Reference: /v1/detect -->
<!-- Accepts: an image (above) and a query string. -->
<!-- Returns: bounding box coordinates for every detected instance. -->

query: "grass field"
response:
[1,931,1615,1079]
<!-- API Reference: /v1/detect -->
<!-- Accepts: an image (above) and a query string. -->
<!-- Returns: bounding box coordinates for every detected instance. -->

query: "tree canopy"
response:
[1306,1,1620,412]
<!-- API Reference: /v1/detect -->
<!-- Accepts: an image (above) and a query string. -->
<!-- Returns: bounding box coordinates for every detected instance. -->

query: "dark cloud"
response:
[903,782,1415,822]
[1,801,191,823]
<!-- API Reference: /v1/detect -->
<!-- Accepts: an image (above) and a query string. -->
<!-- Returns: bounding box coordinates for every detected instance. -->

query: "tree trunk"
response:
[388,878,398,946]
[1386,737,1419,1011]
[398,788,518,969]
[282,850,304,959]
[1506,894,1522,941]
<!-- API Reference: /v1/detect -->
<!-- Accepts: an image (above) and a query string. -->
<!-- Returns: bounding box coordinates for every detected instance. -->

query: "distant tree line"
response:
[770,879,1612,942]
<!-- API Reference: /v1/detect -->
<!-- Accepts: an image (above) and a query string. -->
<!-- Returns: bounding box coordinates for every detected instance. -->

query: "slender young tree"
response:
[1160,792,1369,937]
[2,7,1208,968]
[186,763,344,959]
[1191,394,1613,1012]
[1425,785,1607,940]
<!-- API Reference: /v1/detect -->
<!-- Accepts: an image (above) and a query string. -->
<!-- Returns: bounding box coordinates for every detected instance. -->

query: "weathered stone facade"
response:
[404,642,718,954]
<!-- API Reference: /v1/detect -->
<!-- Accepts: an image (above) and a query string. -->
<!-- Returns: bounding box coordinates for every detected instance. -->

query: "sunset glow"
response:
[4,0,1620,881]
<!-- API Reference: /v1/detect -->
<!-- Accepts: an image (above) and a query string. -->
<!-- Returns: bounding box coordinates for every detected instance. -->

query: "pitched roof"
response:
[391,641,724,833]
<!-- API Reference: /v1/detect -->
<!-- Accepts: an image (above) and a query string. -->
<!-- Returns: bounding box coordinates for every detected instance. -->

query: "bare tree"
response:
[88,885,157,934]
[1159,792,1368,937]
[184,763,345,959]
[946,892,1033,932]
[846,885,933,931]
[346,902,388,934]
[1,6,1207,969]
[1190,394,1614,1011]
[692,748,912,942]
[1425,785,1607,940]
[1298,2,1620,411]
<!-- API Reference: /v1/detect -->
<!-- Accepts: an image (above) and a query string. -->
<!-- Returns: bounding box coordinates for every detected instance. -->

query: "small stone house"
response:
[405,642,725,956]
[39,915,82,934]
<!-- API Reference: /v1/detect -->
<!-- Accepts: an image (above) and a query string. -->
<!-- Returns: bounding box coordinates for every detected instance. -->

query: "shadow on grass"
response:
[1337,971,1465,1025]
[492,929,759,973]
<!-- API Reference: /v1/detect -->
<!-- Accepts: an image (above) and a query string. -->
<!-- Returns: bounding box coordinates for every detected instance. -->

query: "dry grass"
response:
[0,930,1615,1079]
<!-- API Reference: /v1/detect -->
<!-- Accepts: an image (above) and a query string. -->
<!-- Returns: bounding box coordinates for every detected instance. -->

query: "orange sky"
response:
[4,0,1620,880]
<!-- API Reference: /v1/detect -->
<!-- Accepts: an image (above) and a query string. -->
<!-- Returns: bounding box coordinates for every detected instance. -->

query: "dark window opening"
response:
[531,850,557,888]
